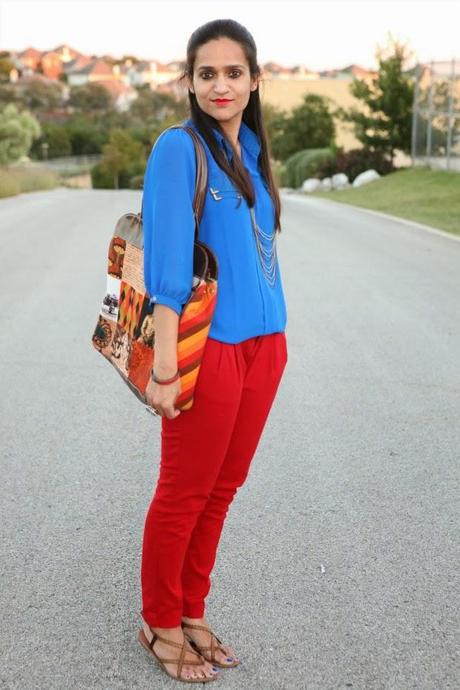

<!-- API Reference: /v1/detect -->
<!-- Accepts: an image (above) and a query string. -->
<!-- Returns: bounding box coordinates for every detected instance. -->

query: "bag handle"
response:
[140,123,208,242]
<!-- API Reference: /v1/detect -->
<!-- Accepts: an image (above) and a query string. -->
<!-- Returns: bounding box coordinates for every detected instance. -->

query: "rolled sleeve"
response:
[142,127,197,315]
[147,292,182,316]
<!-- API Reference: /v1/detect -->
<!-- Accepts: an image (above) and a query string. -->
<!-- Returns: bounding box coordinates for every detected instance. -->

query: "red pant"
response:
[140,331,288,627]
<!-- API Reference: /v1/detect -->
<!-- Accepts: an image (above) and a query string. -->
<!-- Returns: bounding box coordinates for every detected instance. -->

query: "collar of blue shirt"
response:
[184,117,260,162]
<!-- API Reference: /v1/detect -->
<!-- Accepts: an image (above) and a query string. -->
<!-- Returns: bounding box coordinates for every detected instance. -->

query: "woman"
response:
[138,18,288,683]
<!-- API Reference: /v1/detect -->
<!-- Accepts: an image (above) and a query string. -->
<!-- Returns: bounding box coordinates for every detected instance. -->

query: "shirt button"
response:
[152,295,157,301]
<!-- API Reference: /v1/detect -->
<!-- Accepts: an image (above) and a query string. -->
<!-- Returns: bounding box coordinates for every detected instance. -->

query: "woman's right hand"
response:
[145,375,182,419]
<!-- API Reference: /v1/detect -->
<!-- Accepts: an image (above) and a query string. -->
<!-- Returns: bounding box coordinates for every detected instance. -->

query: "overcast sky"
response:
[1,0,459,71]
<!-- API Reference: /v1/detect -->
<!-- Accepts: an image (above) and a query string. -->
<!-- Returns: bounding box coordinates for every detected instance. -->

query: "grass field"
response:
[0,166,61,198]
[305,167,460,237]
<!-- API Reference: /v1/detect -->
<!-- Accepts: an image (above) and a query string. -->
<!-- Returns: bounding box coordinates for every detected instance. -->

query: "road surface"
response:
[1,187,458,689]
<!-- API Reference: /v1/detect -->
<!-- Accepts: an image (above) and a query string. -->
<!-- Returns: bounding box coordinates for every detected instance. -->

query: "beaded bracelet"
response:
[151,369,180,385]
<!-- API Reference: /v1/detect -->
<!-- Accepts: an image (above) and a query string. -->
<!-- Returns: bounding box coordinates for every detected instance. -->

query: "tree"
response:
[260,101,286,154]
[17,78,63,112]
[69,83,113,114]
[66,117,107,154]
[100,129,144,188]
[129,88,187,122]
[0,103,41,165]
[0,56,15,82]
[337,33,415,163]
[0,84,16,109]
[269,93,336,162]
[32,123,72,158]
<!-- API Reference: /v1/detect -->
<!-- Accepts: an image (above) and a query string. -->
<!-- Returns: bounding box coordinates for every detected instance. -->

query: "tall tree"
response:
[337,33,415,163]
[69,83,113,114]
[100,129,143,189]
[269,93,335,162]
[0,103,41,165]
[129,88,187,122]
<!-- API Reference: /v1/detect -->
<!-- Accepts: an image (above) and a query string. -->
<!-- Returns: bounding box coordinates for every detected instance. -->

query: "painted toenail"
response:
[226,657,234,661]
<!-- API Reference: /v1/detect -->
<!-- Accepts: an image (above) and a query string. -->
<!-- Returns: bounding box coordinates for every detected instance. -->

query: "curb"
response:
[282,191,460,244]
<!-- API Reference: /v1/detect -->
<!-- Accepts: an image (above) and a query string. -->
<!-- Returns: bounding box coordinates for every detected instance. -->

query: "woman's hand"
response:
[145,375,182,419]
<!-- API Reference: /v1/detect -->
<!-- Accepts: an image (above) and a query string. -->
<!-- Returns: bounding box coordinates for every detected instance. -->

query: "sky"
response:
[1,0,459,71]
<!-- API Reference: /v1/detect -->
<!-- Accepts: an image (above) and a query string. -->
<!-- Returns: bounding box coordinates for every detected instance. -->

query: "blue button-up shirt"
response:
[142,116,287,344]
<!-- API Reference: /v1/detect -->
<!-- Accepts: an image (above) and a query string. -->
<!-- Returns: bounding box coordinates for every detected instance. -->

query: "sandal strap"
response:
[182,622,223,644]
[148,630,204,670]
[149,631,181,650]
[155,655,203,666]
[183,626,226,664]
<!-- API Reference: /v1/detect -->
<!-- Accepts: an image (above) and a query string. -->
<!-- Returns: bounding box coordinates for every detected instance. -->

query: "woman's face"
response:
[188,37,258,127]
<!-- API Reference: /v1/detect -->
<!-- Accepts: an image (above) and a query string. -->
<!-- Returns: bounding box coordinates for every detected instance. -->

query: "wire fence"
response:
[411,59,460,172]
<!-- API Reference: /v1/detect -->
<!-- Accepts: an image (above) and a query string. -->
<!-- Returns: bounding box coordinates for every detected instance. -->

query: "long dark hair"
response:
[178,18,282,233]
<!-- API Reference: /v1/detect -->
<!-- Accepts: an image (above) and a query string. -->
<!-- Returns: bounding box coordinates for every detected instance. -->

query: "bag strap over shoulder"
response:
[140,123,209,241]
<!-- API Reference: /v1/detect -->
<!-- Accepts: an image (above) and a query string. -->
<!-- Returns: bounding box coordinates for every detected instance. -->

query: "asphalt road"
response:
[1,187,458,690]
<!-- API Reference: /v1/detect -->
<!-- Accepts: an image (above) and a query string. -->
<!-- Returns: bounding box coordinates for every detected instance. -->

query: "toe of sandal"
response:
[138,626,219,683]
[182,622,240,668]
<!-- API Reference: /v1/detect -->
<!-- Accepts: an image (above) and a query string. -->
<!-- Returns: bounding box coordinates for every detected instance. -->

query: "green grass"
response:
[305,166,460,237]
[0,166,62,198]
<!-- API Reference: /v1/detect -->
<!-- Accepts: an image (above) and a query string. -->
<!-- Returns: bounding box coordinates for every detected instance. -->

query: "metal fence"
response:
[411,59,460,171]
[37,154,102,172]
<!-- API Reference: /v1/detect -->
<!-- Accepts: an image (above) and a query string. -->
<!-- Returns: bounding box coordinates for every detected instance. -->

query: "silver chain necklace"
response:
[249,206,277,287]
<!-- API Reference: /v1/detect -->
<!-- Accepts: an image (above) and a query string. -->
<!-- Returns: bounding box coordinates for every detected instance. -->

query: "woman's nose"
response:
[213,76,230,93]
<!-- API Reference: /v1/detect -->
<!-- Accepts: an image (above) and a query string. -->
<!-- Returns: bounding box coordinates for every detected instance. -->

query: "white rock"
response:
[320,177,332,191]
[331,173,349,189]
[352,169,381,187]
[301,178,321,193]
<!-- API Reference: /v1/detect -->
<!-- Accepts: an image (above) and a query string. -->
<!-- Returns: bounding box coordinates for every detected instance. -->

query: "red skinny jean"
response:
[140,331,288,628]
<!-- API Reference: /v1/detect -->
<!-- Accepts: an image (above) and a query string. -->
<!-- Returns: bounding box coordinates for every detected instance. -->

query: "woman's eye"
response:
[200,71,241,79]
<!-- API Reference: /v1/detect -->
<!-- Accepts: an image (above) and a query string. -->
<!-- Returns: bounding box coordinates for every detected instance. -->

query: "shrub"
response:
[91,162,143,189]
[93,129,144,189]
[281,148,336,188]
[129,174,144,190]
[91,162,123,189]
[67,122,107,155]
[40,124,72,158]
[315,147,395,182]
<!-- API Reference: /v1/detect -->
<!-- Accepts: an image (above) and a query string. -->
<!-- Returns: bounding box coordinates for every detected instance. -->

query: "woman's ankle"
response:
[182,613,206,622]
[151,625,182,632]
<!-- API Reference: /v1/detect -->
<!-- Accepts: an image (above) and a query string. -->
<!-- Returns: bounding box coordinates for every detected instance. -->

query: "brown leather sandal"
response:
[137,625,219,683]
[181,621,240,668]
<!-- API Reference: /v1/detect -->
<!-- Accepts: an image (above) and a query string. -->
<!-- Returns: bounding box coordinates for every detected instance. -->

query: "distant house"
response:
[62,55,93,77]
[12,43,84,81]
[261,61,376,82]
[127,59,183,89]
[157,78,188,101]
[51,44,82,63]
[67,58,115,86]
[40,51,63,80]
[262,62,320,80]
[290,64,320,80]
[65,57,137,111]
[319,64,377,80]
[98,79,138,112]
[17,47,42,71]
[263,62,294,80]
